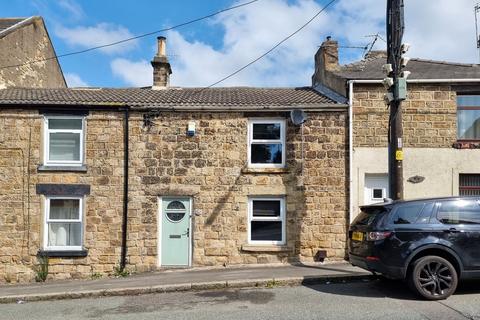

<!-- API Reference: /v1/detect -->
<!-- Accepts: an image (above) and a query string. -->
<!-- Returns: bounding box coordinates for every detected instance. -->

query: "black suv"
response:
[349,197,480,300]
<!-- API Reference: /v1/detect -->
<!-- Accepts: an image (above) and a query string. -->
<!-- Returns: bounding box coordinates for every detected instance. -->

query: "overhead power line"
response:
[0,0,261,70]
[204,0,339,88]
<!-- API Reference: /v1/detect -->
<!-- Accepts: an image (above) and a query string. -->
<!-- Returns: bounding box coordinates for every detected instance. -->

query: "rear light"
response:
[366,256,380,261]
[366,231,392,241]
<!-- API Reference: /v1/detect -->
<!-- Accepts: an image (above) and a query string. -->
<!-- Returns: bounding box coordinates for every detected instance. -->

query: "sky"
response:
[1,0,479,88]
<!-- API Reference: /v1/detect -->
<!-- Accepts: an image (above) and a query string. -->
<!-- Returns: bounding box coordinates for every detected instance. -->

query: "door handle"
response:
[444,228,460,233]
[182,228,190,237]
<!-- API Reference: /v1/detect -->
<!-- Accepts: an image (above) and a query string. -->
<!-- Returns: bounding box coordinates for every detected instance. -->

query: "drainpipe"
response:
[348,81,354,223]
[120,106,130,271]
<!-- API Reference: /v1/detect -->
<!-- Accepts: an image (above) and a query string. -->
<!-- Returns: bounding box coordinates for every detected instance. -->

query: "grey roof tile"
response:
[0,86,341,109]
[334,52,480,80]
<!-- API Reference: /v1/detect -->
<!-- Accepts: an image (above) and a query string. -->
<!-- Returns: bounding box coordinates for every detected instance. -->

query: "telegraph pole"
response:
[385,0,409,200]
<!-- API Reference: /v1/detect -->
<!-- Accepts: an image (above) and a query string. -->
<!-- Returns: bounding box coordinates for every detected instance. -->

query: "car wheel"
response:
[408,255,458,300]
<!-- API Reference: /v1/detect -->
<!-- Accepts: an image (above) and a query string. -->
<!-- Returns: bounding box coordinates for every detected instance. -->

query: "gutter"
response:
[346,79,480,84]
[120,106,130,271]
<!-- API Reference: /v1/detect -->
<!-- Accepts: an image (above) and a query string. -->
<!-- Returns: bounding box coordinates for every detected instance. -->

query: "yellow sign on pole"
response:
[396,150,404,161]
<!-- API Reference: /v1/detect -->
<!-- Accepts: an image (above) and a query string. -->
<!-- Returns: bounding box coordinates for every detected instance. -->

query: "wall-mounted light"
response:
[187,121,196,136]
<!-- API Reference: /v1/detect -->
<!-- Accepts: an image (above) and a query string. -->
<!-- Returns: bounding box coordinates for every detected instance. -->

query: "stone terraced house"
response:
[312,37,480,222]
[0,37,348,282]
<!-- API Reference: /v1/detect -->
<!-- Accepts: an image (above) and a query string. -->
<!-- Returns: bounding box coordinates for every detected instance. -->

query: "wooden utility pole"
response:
[386,0,407,200]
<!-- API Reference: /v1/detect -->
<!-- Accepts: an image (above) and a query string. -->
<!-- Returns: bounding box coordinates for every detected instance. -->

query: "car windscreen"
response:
[353,206,390,226]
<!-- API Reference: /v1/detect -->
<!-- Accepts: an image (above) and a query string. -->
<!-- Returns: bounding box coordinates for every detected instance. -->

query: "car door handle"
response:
[444,228,460,233]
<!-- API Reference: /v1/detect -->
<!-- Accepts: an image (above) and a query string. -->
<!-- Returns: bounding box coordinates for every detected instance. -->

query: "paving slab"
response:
[0,262,371,303]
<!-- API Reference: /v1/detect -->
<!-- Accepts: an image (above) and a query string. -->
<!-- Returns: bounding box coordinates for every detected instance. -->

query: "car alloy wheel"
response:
[409,255,458,300]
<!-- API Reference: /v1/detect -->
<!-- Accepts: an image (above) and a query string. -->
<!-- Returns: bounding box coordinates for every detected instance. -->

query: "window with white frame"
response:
[248,197,285,245]
[44,116,84,166]
[248,119,285,168]
[44,197,83,251]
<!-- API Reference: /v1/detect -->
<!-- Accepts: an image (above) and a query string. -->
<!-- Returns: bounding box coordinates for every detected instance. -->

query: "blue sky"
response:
[1,0,478,88]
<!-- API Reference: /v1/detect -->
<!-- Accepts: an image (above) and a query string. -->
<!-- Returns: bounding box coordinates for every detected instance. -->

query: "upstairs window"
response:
[44,116,84,166]
[248,119,285,168]
[457,95,480,140]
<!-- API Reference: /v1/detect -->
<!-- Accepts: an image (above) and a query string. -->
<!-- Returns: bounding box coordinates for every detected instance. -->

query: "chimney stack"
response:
[311,36,339,86]
[151,36,172,89]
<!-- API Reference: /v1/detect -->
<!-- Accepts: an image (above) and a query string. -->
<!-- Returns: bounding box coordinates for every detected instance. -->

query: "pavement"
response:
[0,262,371,304]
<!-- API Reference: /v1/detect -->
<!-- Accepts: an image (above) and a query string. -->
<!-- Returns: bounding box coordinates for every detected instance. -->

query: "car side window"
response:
[437,200,480,224]
[392,203,426,224]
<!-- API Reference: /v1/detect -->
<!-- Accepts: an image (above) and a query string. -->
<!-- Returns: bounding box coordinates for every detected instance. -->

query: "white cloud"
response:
[403,0,477,63]
[167,0,329,87]
[327,0,478,63]
[57,0,84,21]
[106,0,480,87]
[64,72,89,87]
[110,59,152,87]
[55,23,138,55]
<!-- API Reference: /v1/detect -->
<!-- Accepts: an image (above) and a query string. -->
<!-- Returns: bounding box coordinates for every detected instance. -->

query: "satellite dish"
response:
[290,109,307,125]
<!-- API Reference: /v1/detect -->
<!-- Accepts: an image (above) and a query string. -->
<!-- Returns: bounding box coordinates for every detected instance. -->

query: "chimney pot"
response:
[157,36,166,57]
[151,36,172,89]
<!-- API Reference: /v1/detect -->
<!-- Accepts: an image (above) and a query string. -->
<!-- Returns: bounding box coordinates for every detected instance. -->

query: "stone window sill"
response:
[241,167,289,174]
[241,244,293,252]
[37,249,88,258]
[38,165,88,173]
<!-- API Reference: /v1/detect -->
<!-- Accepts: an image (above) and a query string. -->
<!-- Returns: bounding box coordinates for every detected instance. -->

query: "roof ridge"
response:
[410,58,479,67]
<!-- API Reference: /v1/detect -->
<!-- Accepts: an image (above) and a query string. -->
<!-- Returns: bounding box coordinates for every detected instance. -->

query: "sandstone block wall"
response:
[353,84,457,148]
[0,109,348,283]
[0,109,124,282]
[127,111,348,270]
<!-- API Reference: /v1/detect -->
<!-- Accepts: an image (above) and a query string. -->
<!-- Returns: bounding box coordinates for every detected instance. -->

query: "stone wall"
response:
[0,109,124,282]
[0,109,348,282]
[353,84,457,148]
[0,17,66,88]
[127,111,348,271]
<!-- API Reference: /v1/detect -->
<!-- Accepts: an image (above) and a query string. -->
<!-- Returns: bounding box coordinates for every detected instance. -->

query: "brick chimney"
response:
[151,36,172,89]
[311,36,339,86]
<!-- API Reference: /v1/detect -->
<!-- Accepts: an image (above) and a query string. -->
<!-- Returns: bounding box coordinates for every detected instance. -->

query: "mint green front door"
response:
[161,198,191,266]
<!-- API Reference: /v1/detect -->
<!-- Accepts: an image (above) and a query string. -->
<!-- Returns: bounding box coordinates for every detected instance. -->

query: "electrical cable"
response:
[0,0,261,70]
[204,0,340,88]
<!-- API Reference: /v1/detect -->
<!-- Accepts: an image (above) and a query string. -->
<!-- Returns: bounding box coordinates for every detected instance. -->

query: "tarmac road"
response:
[2,278,480,320]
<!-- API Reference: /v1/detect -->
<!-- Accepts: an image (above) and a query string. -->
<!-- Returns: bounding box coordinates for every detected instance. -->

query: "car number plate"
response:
[352,232,364,241]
